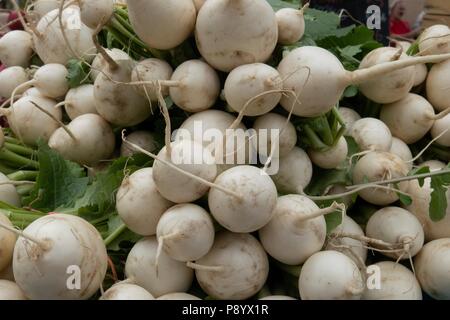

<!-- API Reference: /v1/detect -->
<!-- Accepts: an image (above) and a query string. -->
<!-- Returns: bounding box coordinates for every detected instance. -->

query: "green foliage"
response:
[66,59,92,88]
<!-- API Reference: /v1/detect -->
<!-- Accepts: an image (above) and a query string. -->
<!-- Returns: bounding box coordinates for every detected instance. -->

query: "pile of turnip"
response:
[2,0,450,302]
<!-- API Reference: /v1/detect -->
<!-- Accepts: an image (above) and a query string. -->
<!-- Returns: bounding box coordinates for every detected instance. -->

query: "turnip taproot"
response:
[0,67,28,99]
[120,131,158,157]
[366,207,424,259]
[79,0,114,29]
[156,203,214,262]
[415,238,450,299]
[116,168,173,236]
[208,165,277,233]
[33,6,96,64]
[380,93,436,144]
[0,30,33,68]
[350,118,392,152]
[276,4,307,45]
[48,113,115,166]
[12,214,108,300]
[352,152,409,205]
[127,0,196,50]
[259,195,328,265]
[101,283,154,300]
[190,232,269,300]
[224,63,282,116]
[125,236,194,297]
[271,147,313,194]
[0,214,16,273]
[299,250,364,300]
[252,112,297,158]
[362,261,422,300]
[427,59,450,112]
[277,46,450,117]
[131,58,173,101]
[309,136,348,169]
[0,280,27,300]
[195,0,278,72]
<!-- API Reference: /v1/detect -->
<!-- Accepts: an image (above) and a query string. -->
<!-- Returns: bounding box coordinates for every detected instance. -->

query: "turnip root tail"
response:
[155,233,178,277]
[0,220,49,250]
[349,52,450,85]
[407,127,450,163]
[59,0,81,61]
[427,107,450,121]
[10,80,36,109]
[186,262,225,273]
[92,24,118,71]
[299,2,310,14]
[294,201,346,226]
[121,131,243,200]
[29,101,77,142]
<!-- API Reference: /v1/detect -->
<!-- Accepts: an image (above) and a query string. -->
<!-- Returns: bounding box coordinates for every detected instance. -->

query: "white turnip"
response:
[389,137,413,170]
[299,250,364,300]
[308,136,348,169]
[418,24,450,55]
[125,236,194,297]
[350,118,392,152]
[120,131,158,157]
[127,0,196,50]
[195,0,278,72]
[191,232,269,300]
[259,195,327,265]
[90,48,130,81]
[431,113,450,147]
[0,30,33,68]
[427,59,450,112]
[156,203,215,262]
[116,168,173,236]
[0,280,27,300]
[0,213,16,273]
[157,292,201,300]
[0,67,28,98]
[0,173,21,208]
[260,295,296,300]
[131,58,173,101]
[79,0,114,29]
[276,5,307,45]
[339,107,361,135]
[64,84,98,120]
[101,283,154,300]
[193,0,206,12]
[208,165,277,233]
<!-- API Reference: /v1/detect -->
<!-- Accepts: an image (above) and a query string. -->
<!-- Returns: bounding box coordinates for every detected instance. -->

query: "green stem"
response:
[317,116,334,146]
[105,26,146,58]
[303,125,329,151]
[4,142,36,157]
[16,184,34,196]
[112,11,134,33]
[4,136,21,145]
[0,163,15,175]
[103,222,127,246]
[89,215,111,225]
[0,149,39,169]
[7,170,38,181]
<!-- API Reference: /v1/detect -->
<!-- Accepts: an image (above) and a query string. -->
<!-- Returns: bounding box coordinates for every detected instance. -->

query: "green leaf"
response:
[106,214,142,251]
[325,210,343,234]
[408,166,430,188]
[304,8,354,41]
[24,141,89,211]
[343,85,358,98]
[66,59,91,88]
[267,0,298,10]
[429,176,448,222]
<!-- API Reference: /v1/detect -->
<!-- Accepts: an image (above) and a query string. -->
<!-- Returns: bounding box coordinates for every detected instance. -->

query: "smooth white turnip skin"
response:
[170,60,221,113]
[0,31,33,68]
[308,136,348,169]
[90,48,130,81]
[127,0,196,50]
[276,8,305,45]
[65,84,98,120]
[79,0,114,29]
[362,262,422,300]
[30,64,69,99]
[194,232,269,300]
[415,238,450,299]
[193,0,206,12]
[48,113,115,166]
[431,113,450,147]
[101,283,155,300]
[358,47,415,104]
[153,140,217,203]
[131,58,173,100]
[0,173,21,208]
[0,280,27,300]
[120,131,158,157]
[175,110,249,169]
[352,152,409,205]
[195,0,278,72]
[33,6,97,65]
[0,213,17,273]
[420,160,446,171]
[157,292,201,300]
[272,147,313,194]
[278,46,348,117]
[116,168,173,236]
[259,195,326,265]
[7,96,61,146]
[427,59,450,112]
[208,165,277,233]
[339,107,361,135]
[260,295,296,300]
[326,216,367,266]
[404,163,450,241]
[31,0,61,20]
[299,250,364,300]
[380,93,435,144]
[22,87,45,98]
[252,113,297,158]
[0,263,14,281]
[0,67,29,98]
[389,137,413,170]
[418,24,450,55]
[94,59,153,127]
[13,214,108,300]
[366,207,424,259]
[156,203,215,262]
[350,118,392,152]
[414,63,428,87]
[224,63,282,116]
[125,236,194,297]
